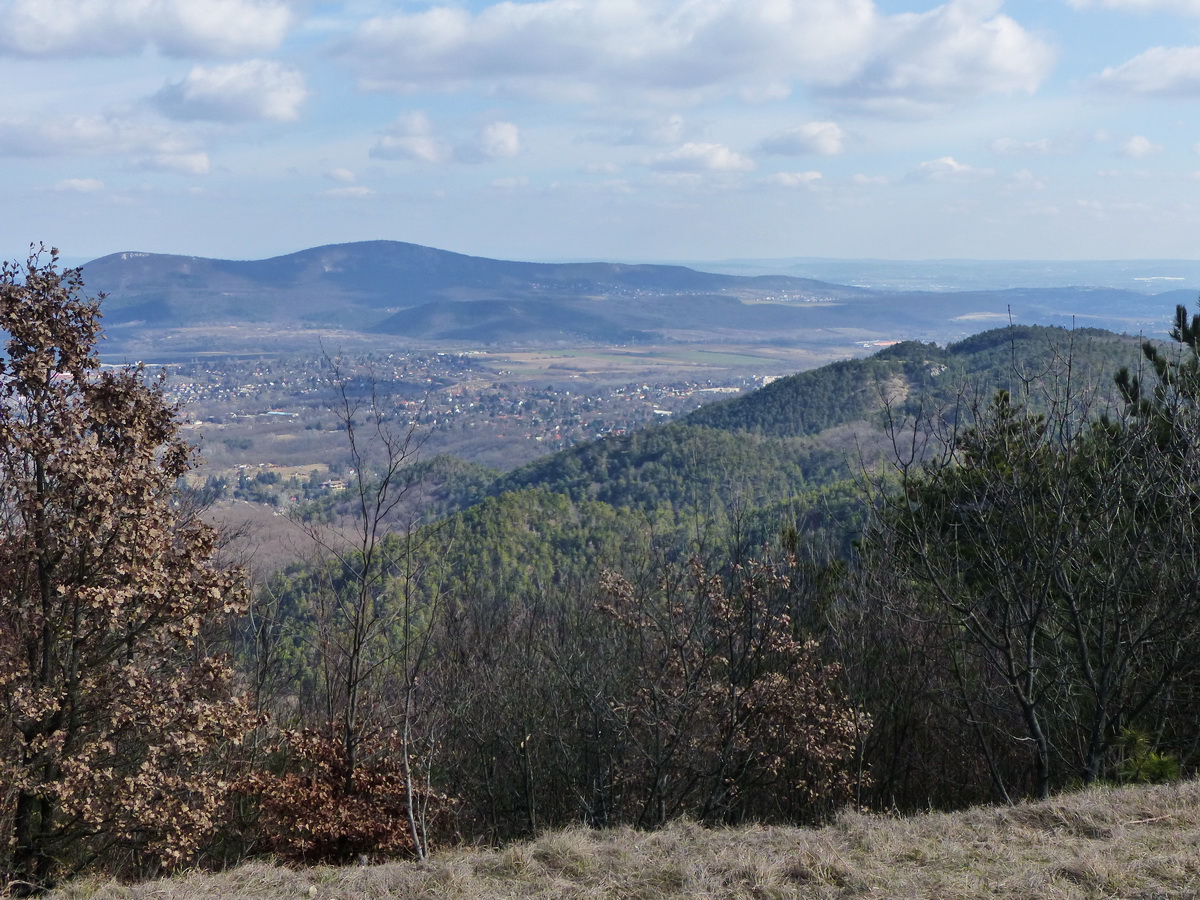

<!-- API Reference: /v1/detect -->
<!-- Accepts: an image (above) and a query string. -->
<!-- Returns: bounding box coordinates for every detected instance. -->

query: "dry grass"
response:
[50,779,1200,900]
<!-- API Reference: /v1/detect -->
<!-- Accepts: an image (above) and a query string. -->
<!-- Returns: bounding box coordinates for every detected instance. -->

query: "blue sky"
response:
[6,0,1200,264]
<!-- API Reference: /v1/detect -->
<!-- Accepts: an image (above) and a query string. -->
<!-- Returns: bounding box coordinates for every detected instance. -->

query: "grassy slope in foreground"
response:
[51,779,1200,899]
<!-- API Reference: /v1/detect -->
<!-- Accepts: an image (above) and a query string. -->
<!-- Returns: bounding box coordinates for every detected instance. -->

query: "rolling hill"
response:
[478,325,1146,521]
[79,241,1185,355]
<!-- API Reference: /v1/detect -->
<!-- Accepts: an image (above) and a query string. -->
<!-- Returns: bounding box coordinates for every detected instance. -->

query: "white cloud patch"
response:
[651,172,705,188]
[54,178,105,193]
[1119,135,1163,157]
[155,61,306,122]
[490,175,531,189]
[0,114,205,170]
[1077,197,1153,218]
[1004,169,1047,192]
[993,137,1057,156]
[342,0,1053,117]
[478,121,521,160]
[611,113,695,147]
[819,0,1055,116]
[322,186,375,198]
[1092,46,1200,96]
[371,115,522,164]
[134,152,212,174]
[764,171,824,187]
[327,168,357,183]
[648,142,755,173]
[0,0,292,58]
[914,155,995,180]
[758,122,846,156]
[554,177,634,194]
[853,173,891,185]
[371,112,451,163]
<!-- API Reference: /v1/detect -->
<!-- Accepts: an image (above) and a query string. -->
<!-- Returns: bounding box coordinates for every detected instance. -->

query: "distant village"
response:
[163,351,778,507]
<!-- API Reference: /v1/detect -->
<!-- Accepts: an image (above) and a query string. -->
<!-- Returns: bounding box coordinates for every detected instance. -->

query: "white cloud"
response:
[758,122,846,156]
[583,162,621,175]
[740,82,792,103]
[612,113,694,147]
[1004,169,1047,192]
[327,168,356,183]
[478,121,521,160]
[490,175,530,189]
[54,178,105,193]
[1077,198,1153,217]
[0,0,292,58]
[853,173,891,185]
[915,156,995,180]
[993,137,1057,156]
[134,152,212,174]
[764,171,824,187]
[1119,135,1163,157]
[553,177,634,194]
[642,114,688,145]
[342,0,1053,117]
[0,115,204,165]
[650,172,705,188]
[1068,0,1200,12]
[818,0,1056,116]
[370,112,451,163]
[648,142,755,173]
[155,61,306,122]
[322,186,375,198]
[1092,46,1200,96]
[372,116,523,164]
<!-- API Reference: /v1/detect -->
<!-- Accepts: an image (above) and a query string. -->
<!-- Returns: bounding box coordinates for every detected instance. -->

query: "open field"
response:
[50,779,1200,899]
[483,343,859,380]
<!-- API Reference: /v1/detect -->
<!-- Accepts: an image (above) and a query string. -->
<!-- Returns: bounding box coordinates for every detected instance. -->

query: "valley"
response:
[165,341,844,572]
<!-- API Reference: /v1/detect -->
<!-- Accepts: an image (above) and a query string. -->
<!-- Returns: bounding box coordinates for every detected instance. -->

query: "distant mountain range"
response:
[678,257,1200,293]
[80,241,1188,356]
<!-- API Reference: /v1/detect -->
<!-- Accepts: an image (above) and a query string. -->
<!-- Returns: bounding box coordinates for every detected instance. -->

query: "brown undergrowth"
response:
[47,779,1200,900]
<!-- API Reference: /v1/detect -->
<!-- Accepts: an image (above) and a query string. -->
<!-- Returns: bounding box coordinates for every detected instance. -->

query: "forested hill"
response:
[481,325,1145,520]
[684,324,1140,437]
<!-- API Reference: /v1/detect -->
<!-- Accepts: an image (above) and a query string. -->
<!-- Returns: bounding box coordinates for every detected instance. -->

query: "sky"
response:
[7,0,1200,264]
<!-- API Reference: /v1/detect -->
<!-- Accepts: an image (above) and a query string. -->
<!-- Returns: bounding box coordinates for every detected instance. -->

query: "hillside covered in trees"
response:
[4,251,1200,892]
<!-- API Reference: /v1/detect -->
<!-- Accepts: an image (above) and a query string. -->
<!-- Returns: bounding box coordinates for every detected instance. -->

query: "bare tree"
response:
[244,355,446,862]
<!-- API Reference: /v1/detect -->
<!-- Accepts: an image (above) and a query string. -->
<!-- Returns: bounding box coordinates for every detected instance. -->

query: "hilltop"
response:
[81,241,870,351]
[477,324,1145,523]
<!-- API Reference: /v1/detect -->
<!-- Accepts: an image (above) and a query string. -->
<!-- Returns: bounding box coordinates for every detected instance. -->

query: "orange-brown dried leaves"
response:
[0,248,249,885]
[233,728,450,864]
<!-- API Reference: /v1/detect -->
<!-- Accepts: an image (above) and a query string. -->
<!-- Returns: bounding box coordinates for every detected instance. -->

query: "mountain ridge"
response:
[78,241,1184,354]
